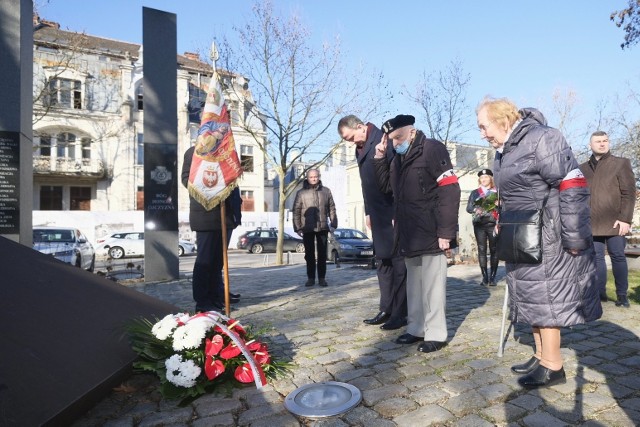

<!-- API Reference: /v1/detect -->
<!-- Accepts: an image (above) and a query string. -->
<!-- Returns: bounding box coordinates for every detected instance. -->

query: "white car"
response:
[33,226,96,271]
[96,232,196,259]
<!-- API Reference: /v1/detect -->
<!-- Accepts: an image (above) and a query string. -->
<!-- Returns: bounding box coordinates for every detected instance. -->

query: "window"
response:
[57,133,76,159]
[188,83,207,123]
[40,186,63,210]
[39,135,51,156]
[81,138,91,159]
[240,145,254,173]
[240,190,254,211]
[136,186,144,210]
[136,133,144,165]
[70,187,91,210]
[46,78,82,109]
[136,83,144,110]
[229,100,240,125]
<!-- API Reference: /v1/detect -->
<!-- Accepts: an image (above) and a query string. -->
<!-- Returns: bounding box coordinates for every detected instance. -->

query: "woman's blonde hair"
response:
[477,175,495,188]
[476,97,521,130]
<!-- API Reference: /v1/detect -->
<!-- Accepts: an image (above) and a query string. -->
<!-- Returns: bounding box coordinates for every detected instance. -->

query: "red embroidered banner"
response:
[188,72,243,210]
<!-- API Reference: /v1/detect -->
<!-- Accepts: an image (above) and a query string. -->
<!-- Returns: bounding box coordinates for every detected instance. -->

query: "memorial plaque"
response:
[0,131,20,234]
[144,143,178,231]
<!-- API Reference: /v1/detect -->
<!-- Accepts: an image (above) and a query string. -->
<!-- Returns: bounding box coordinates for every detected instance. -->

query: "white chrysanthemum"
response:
[151,314,178,340]
[172,321,210,351]
[164,354,201,388]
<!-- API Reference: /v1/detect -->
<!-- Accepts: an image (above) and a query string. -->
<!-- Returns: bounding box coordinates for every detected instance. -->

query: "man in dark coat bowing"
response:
[338,115,408,330]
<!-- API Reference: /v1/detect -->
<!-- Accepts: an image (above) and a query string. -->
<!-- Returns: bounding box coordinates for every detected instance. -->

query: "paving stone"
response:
[453,414,495,427]
[476,383,513,403]
[402,374,442,391]
[248,412,301,427]
[508,393,545,411]
[408,386,450,405]
[192,413,235,427]
[334,367,373,382]
[480,402,527,424]
[193,397,243,416]
[441,390,489,417]
[361,384,408,406]
[137,407,194,427]
[313,350,352,365]
[341,406,381,425]
[373,397,418,418]
[393,404,454,427]
[520,410,570,427]
[236,401,288,425]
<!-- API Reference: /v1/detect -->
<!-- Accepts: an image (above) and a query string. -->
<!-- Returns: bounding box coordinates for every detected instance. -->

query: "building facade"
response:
[32,17,265,216]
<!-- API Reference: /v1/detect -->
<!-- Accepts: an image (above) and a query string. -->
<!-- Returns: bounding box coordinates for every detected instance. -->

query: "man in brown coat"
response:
[579,131,636,307]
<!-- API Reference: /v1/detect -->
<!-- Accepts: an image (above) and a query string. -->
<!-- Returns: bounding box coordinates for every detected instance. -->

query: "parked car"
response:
[327,228,375,264]
[237,228,305,254]
[33,226,96,271]
[96,232,196,259]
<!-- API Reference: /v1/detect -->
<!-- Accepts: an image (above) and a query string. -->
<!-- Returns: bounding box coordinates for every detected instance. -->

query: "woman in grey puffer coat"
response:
[476,98,601,389]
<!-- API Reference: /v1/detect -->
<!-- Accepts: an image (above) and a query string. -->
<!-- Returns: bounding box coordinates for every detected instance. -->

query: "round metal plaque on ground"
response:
[284,381,362,418]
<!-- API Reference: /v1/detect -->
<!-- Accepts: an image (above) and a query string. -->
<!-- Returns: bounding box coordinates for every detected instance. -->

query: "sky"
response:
[38,0,640,149]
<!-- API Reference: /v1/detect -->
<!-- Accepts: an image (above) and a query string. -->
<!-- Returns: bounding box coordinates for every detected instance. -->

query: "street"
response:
[94,249,309,280]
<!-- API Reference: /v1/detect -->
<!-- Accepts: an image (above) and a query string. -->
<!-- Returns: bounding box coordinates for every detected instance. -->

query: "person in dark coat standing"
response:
[579,131,636,308]
[374,114,461,354]
[477,97,602,389]
[292,169,338,287]
[465,169,499,286]
[338,115,408,330]
[182,145,242,312]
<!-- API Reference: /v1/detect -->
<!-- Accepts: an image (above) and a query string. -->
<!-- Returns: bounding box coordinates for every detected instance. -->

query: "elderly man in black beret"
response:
[373,114,461,353]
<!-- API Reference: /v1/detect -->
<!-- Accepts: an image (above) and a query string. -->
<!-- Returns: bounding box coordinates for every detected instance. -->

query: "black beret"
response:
[381,114,415,134]
[478,169,493,177]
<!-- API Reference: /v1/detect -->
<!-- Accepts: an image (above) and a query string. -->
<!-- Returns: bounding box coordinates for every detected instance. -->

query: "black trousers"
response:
[192,230,225,310]
[378,254,408,321]
[303,231,328,280]
[474,222,498,271]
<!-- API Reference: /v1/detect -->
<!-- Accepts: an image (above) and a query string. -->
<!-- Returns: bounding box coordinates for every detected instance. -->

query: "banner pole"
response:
[221,203,230,316]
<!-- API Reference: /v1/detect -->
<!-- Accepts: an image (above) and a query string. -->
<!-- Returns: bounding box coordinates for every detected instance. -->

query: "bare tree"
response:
[405,59,483,177]
[219,0,387,264]
[611,0,640,49]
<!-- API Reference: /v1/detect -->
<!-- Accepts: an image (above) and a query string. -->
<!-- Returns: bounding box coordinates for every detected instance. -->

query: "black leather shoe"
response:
[230,297,240,304]
[304,279,315,287]
[417,341,447,353]
[318,279,328,287]
[395,333,423,344]
[518,365,566,389]
[511,356,540,374]
[363,311,390,325]
[230,292,241,299]
[615,296,630,307]
[380,317,407,330]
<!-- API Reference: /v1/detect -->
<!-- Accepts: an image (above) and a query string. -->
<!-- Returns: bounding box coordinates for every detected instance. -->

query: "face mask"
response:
[394,140,410,155]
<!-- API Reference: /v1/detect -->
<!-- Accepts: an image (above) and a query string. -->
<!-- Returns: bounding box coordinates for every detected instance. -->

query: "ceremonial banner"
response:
[188,72,243,210]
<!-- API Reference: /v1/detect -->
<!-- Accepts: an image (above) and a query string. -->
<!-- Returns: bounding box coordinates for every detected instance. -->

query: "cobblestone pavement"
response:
[72,262,640,427]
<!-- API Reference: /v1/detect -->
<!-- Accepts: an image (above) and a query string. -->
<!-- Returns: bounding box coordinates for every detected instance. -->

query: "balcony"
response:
[33,156,106,179]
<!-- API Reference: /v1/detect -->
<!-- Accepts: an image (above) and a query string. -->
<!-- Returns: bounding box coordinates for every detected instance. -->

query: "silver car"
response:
[33,226,96,271]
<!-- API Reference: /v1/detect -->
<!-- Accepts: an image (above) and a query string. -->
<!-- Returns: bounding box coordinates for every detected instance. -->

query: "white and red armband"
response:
[559,168,588,191]
[436,169,459,187]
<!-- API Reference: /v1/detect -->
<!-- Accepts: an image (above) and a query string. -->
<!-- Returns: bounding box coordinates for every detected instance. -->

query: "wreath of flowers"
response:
[127,311,288,404]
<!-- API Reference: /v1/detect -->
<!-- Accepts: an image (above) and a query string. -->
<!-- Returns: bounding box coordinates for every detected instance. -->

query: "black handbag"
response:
[496,192,549,264]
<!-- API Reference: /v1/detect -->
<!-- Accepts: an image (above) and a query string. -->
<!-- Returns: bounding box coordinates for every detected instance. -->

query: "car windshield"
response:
[335,229,367,239]
[33,229,75,243]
